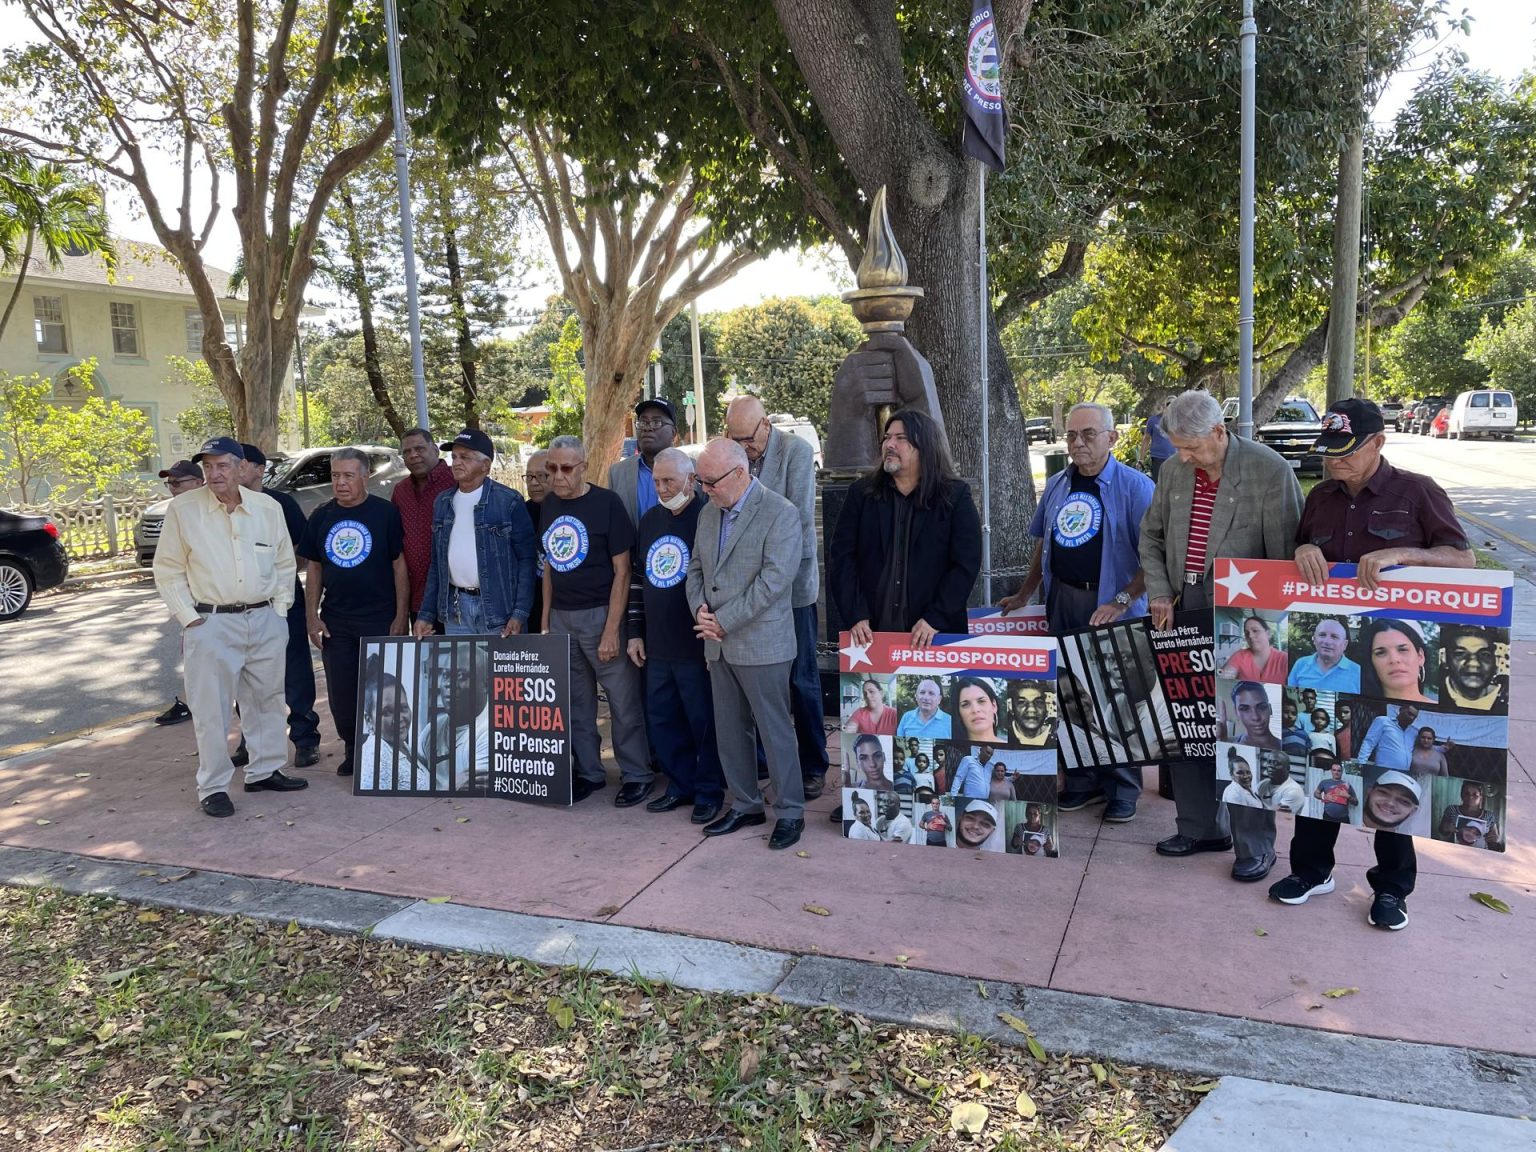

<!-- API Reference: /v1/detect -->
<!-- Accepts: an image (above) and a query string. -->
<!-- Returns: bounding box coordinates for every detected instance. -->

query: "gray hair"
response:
[332,446,371,475]
[702,436,749,472]
[654,446,695,476]
[1067,402,1114,430]
[1161,390,1225,440]
[547,435,586,459]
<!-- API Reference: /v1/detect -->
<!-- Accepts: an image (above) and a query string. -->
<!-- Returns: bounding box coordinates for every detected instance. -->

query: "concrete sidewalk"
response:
[3,580,1535,1131]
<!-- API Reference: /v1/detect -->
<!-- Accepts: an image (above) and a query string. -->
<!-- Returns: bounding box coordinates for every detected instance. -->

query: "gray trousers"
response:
[1166,576,1275,861]
[551,605,653,787]
[709,657,804,822]
[183,607,288,800]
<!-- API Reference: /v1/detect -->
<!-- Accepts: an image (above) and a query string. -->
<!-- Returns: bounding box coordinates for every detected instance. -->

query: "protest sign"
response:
[967,604,1050,636]
[1212,558,1512,850]
[354,634,572,805]
[838,632,1060,857]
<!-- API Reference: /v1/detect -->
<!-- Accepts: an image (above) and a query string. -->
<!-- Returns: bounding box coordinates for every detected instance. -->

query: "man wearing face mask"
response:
[626,448,725,824]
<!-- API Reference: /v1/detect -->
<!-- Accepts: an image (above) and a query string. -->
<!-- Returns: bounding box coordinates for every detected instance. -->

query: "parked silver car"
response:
[136,445,407,565]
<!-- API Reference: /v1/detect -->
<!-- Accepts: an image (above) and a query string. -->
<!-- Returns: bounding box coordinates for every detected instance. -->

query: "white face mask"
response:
[660,487,693,512]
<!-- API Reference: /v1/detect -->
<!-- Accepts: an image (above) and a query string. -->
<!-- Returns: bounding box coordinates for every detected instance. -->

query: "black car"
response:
[1222,396,1324,475]
[0,510,70,621]
[1411,397,1449,435]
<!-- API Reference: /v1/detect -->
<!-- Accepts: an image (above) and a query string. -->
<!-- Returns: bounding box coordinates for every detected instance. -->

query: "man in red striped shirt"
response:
[1139,390,1303,882]
[393,428,457,623]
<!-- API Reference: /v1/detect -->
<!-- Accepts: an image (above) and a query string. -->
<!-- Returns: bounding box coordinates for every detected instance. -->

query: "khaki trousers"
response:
[183,608,288,800]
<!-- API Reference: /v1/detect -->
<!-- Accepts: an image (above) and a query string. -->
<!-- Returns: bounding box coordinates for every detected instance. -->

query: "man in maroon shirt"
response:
[1269,398,1472,931]
[393,428,456,622]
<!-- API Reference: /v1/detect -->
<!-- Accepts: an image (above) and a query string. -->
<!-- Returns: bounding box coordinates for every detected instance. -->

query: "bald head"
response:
[699,438,751,508]
[725,396,771,461]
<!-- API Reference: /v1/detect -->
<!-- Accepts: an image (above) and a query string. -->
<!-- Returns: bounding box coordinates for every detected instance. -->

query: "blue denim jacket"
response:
[418,477,538,628]
[1029,454,1154,616]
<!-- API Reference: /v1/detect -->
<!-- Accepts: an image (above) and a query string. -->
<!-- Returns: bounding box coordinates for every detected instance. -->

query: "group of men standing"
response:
[153,389,1472,928]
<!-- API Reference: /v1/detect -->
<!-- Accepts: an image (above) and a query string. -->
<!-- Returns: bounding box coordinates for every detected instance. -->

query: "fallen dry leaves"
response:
[0,887,1205,1150]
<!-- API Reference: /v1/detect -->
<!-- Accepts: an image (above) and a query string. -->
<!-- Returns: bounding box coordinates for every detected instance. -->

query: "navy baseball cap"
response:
[635,397,676,423]
[1315,399,1385,457]
[193,436,245,462]
[440,428,495,460]
[240,443,267,467]
[158,459,203,481]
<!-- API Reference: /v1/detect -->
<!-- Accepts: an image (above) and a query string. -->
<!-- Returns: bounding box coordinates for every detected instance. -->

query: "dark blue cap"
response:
[193,436,245,462]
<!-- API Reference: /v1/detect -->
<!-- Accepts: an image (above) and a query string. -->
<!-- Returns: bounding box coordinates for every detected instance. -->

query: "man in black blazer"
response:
[828,407,982,647]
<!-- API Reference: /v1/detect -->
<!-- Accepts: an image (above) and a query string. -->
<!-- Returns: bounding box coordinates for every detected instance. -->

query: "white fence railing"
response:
[2,494,156,561]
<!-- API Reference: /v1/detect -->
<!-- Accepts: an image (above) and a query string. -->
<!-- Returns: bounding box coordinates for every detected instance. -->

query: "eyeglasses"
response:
[167,477,199,490]
[729,420,766,445]
[635,418,672,432]
[699,464,741,490]
[547,462,582,475]
[1064,429,1106,445]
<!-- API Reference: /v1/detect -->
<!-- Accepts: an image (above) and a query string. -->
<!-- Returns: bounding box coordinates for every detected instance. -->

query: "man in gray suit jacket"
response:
[1140,389,1303,882]
[687,438,807,850]
[724,396,828,796]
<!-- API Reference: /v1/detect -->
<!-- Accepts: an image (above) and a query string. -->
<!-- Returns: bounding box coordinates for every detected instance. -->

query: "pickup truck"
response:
[1221,396,1323,475]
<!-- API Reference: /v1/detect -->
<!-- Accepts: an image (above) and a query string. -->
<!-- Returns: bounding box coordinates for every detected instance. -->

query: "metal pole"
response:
[1237,0,1257,439]
[977,164,993,602]
[294,323,311,448]
[383,0,429,429]
[689,299,707,444]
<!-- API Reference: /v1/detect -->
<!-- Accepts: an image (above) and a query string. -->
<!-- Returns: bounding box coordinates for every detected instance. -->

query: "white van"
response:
[769,413,824,468]
[1448,389,1518,440]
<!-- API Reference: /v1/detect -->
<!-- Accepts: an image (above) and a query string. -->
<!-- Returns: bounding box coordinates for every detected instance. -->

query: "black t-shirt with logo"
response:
[541,485,635,612]
[298,494,403,622]
[636,496,705,663]
[1049,469,1105,587]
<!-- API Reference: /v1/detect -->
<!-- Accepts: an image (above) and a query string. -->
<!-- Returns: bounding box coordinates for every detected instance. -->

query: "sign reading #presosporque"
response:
[352,634,572,805]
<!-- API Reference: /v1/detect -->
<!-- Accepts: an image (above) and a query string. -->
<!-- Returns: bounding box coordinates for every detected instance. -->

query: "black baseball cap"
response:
[440,427,495,460]
[240,443,267,467]
[634,397,676,424]
[193,436,245,462]
[158,459,203,481]
[1314,398,1385,458]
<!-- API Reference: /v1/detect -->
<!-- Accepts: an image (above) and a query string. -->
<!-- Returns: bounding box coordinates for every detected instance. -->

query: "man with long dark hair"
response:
[828,408,982,648]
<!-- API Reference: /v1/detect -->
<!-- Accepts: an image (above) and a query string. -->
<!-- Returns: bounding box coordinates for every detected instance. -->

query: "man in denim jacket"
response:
[413,428,538,638]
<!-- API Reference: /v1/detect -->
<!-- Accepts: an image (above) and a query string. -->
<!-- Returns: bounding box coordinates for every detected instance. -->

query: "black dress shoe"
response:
[231,741,249,768]
[690,800,722,825]
[615,780,655,808]
[572,777,608,803]
[337,745,354,777]
[293,746,320,768]
[155,697,191,726]
[647,794,692,813]
[1155,834,1233,858]
[769,819,804,850]
[803,775,826,800]
[244,770,309,793]
[702,809,767,837]
[200,791,234,817]
[827,804,843,823]
[1232,850,1278,882]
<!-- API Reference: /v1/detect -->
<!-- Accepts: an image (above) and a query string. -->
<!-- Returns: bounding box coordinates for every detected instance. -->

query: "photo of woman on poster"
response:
[955,677,1008,744]
[357,653,433,792]
[1360,618,1438,703]
[1434,779,1504,850]
[842,677,898,736]
[1221,614,1289,684]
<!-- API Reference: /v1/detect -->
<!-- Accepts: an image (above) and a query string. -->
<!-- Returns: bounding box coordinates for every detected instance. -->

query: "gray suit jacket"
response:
[606,455,643,529]
[686,481,800,666]
[752,427,818,607]
[1139,432,1303,601]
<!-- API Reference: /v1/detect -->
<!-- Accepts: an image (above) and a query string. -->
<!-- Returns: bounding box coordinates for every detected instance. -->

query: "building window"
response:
[185,309,204,354]
[34,296,67,353]
[110,302,141,356]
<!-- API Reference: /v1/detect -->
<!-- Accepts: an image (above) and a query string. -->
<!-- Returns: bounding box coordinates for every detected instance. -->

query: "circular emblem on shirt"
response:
[1052,492,1103,549]
[543,515,589,573]
[645,535,689,589]
[324,520,373,568]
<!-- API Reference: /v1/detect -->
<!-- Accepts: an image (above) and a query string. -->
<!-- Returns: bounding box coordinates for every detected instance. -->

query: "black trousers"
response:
[1289,816,1417,899]
[320,612,395,754]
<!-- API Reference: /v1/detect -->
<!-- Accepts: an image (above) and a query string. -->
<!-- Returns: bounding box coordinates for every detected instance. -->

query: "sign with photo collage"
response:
[1212,558,1513,851]
[353,635,573,805]
[837,631,1060,858]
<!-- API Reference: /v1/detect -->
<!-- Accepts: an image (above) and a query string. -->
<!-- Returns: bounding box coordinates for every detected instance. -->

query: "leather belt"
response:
[451,584,481,596]
[194,600,272,614]
[1183,571,1208,586]
[1055,578,1097,591]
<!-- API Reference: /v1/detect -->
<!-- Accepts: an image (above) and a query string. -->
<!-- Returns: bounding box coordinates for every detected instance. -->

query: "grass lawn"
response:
[0,887,1208,1151]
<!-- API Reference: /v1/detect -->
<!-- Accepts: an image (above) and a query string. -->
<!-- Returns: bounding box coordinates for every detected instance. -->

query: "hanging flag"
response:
[960,2,1006,171]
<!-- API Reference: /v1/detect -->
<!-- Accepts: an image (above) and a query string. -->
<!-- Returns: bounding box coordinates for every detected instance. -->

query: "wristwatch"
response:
[1113,591,1132,607]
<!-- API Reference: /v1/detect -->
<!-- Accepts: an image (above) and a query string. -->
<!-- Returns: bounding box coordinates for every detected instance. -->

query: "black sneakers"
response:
[1368,892,1409,931]
[1268,873,1335,905]
[155,697,191,725]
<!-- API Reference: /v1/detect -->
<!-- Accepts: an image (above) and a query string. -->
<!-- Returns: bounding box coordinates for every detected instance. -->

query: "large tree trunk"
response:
[772,0,1036,594]
[580,312,657,483]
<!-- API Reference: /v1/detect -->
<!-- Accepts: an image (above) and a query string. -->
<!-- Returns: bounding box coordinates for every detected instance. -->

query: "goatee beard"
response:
[882,457,900,474]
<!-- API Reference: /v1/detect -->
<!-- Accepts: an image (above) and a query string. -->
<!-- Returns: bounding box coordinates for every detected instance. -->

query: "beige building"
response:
[0,241,301,473]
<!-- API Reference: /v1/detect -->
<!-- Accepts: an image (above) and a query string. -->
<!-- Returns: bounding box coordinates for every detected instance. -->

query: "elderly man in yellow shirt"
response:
[153,437,310,817]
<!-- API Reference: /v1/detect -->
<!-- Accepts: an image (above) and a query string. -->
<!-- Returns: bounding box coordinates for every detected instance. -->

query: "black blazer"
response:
[828,477,982,635]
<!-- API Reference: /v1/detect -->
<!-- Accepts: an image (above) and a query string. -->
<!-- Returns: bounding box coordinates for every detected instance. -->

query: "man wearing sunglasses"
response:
[686,438,805,850]
[998,402,1153,823]
[723,396,827,800]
